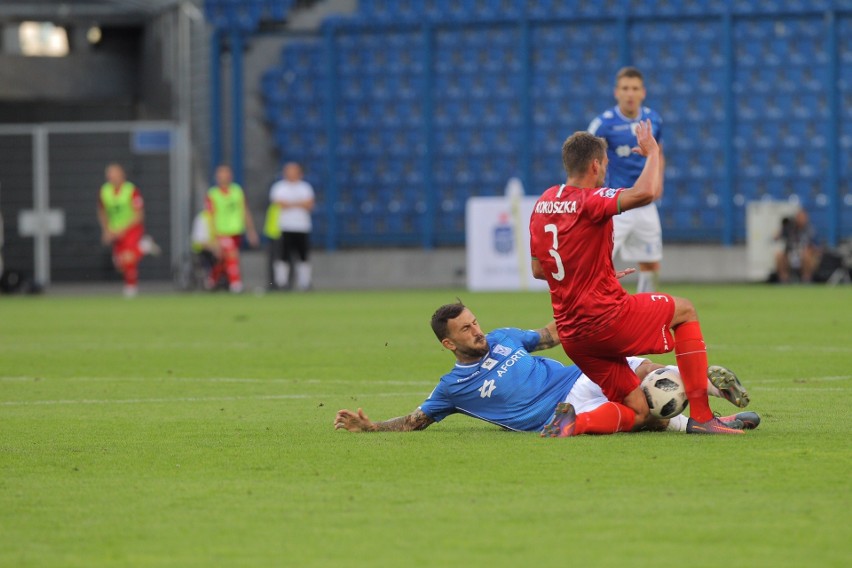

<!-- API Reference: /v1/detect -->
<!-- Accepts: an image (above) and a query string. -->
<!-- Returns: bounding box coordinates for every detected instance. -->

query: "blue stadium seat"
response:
[387,0,425,22]
[206,0,264,31]
[356,0,396,23]
[280,42,323,73]
[259,8,850,247]
[269,0,292,21]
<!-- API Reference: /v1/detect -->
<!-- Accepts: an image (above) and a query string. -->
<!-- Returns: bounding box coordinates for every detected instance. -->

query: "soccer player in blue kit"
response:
[334,302,757,436]
[588,67,664,293]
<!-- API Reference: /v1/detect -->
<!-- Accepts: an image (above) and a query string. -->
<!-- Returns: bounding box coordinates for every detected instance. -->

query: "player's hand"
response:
[615,268,636,279]
[247,231,260,249]
[334,408,374,432]
[101,231,115,245]
[632,119,659,157]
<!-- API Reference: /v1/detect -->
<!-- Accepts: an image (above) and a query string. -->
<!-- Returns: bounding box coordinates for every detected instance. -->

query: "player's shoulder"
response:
[643,106,663,122]
[534,185,562,201]
[487,327,534,349]
[589,108,616,133]
[591,186,622,200]
[487,327,524,339]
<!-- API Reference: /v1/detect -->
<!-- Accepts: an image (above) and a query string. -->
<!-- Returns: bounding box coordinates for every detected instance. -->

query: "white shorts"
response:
[564,357,649,413]
[612,203,663,263]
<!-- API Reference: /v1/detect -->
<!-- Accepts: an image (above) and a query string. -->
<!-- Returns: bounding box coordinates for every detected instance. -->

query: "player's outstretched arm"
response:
[243,206,260,248]
[334,408,434,433]
[96,205,113,244]
[531,321,559,352]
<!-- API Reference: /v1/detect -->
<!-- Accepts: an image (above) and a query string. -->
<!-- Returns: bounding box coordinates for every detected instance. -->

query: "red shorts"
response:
[217,235,242,252]
[113,224,144,261]
[560,293,676,402]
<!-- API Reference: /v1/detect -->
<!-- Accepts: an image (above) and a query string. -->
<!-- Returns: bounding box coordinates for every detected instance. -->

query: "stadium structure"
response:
[0,0,850,289]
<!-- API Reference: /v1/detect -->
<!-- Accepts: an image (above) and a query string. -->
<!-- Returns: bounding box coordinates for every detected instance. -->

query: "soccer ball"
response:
[641,367,689,419]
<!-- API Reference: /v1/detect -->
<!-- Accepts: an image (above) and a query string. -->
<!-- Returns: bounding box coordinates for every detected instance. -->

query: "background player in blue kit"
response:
[588,67,665,293]
[334,302,756,436]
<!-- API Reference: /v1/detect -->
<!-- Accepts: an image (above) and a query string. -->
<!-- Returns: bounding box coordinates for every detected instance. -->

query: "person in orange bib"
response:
[96,163,159,297]
[206,165,259,293]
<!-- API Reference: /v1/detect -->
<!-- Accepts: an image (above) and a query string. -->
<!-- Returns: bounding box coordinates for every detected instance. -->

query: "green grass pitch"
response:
[1,285,850,567]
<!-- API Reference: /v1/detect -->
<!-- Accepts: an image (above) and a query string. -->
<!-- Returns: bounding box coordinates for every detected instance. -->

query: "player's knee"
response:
[631,406,651,429]
[623,388,651,428]
[672,297,698,324]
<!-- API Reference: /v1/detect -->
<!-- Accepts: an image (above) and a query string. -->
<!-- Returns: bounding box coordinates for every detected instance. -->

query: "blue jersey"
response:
[588,105,663,189]
[419,328,583,432]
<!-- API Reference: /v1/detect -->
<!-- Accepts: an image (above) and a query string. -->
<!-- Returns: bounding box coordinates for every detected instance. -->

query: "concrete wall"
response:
[233,244,751,292]
[0,129,173,282]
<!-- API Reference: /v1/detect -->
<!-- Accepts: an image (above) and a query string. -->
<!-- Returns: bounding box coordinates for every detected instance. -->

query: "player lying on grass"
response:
[334,302,759,436]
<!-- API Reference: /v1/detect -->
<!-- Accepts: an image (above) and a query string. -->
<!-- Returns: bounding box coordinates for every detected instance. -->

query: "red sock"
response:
[574,402,637,435]
[674,321,714,422]
[120,256,139,286]
[210,261,224,285]
[124,264,138,286]
[225,253,241,285]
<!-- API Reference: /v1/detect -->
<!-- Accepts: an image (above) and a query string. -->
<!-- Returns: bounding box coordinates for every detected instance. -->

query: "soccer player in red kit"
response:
[97,163,158,297]
[529,121,741,435]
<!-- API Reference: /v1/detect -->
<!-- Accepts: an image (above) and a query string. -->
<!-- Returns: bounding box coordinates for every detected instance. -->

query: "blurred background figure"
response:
[206,165,259,293]
[269,162,315,291]
[588,67,665,293]
[96,163,159,297]
[190,209,219,290]
[775,209,821,284]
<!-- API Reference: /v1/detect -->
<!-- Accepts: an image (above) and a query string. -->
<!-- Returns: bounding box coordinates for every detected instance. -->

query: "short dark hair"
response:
[561,132,607,176]
[615,66,644,84]
[430,301,467,342]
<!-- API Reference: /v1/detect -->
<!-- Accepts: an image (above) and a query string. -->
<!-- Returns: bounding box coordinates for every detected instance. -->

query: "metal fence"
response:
[0,121,190,285]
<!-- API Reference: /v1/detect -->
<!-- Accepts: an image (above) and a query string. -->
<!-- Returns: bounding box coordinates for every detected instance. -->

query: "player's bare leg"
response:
[116,249,139,297]
[775,250,791,283]
[636,261,659,293]
[622,386,651,429]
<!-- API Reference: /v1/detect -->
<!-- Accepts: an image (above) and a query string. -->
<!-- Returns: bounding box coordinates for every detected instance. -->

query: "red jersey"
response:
[529,183,630,340]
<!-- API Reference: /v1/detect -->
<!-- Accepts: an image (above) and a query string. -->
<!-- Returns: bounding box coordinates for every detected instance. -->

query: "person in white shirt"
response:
[269,162,315,290]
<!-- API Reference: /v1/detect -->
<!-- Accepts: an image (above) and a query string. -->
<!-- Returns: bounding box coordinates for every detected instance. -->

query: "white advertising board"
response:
[465,195,550,292]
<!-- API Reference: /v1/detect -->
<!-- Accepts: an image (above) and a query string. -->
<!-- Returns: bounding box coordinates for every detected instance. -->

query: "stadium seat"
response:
[258,5,850,247]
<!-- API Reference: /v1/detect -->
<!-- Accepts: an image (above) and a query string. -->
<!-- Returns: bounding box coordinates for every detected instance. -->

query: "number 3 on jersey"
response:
[544,224,565,281]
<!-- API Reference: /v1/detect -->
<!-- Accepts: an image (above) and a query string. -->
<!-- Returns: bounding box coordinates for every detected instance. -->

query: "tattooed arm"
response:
[531,321,560,352]
[334,407,435,433]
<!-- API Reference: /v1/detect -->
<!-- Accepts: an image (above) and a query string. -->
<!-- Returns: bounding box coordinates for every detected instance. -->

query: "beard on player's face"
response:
[453,333,489,359]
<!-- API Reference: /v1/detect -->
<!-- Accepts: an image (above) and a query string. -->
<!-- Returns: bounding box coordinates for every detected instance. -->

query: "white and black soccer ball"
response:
[641,368,689,419]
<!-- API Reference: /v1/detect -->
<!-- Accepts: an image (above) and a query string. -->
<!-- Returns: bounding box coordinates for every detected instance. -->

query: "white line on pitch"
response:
[0,376,438,386]
[744,375,852,384]
[711,344,852,353]
[751,387,850,392]
[0,391,426,407]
